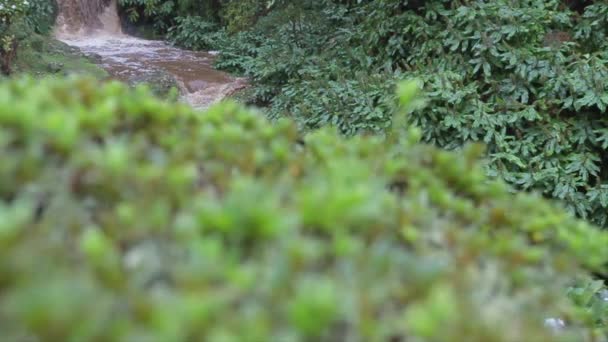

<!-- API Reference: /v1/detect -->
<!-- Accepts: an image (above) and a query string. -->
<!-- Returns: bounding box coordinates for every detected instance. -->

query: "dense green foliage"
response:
[5,1,608,340]
[120,0,608,227]
[167,16,221,51]
[0,0,57,75]
[23,0,56,34]
[0,0,29,74]
[119,0,222,32]
[402,1,608,227]
[2,76,608,340]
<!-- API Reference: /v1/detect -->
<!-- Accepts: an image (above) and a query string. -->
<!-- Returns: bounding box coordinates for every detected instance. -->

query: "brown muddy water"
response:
[55,0,246,108]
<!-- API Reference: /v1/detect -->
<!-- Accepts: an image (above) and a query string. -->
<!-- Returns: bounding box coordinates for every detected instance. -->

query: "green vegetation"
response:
[13,33,108,78]
[2,76,608,341]
[0,0,106,78]
[4,0,608,340]
[0,0,30,74]
[119,0,608,227]
[23,0,57,35]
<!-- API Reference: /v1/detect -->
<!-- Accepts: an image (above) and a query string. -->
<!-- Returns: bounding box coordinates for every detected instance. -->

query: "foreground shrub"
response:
[1,77,608,341]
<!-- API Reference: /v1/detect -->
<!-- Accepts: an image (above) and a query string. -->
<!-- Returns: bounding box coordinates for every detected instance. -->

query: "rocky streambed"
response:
[55,0,246,108]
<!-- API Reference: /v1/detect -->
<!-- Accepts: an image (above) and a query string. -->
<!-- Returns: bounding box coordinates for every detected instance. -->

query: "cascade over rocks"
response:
[53,0,246,108]
[55,0,121,36]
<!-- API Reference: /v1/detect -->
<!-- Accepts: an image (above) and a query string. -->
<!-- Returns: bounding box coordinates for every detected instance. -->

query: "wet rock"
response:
[85,52,103,64]
[47,39,86,58]
[123,240,163,272]
[122,239,174,291]
[47,62,64,73]
[127,70,182,99]
[186,80,207,93]
[544,317,566,333]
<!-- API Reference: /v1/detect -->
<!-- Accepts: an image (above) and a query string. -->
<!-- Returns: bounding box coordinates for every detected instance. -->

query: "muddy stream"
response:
[55,0,246,108]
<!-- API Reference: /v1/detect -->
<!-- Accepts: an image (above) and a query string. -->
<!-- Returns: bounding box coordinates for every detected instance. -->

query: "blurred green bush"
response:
[1,77,608,341]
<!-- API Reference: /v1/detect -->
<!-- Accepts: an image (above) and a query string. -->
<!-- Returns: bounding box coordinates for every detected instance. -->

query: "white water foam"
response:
[54,0,246,108]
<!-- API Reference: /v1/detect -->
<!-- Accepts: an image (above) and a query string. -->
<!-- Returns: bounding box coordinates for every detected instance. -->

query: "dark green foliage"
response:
[154,1,394,133]
[219,0,265,33]
[271,71,396,134]
[388,0,608,226]
[166,16,222,51]
[118,0,222,32]
[118,0,178,32]
[158,0,608,227]
[574,2,608,51]
[2,77,608,340]
[1,0,36,75]
[213,1,401,134]
[23,0,57,34]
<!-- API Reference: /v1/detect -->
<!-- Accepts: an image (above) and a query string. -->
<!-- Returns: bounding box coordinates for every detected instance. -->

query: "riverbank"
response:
[3,0,247,106]
[10,33,108,79]
[5,31,189,101]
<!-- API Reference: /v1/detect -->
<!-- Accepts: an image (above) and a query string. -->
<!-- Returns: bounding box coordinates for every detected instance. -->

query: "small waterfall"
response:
[53,0,247,108]
[55,0,122,37]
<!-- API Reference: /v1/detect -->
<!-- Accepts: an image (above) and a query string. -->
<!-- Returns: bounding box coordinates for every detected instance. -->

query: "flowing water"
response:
[54,0,246,108]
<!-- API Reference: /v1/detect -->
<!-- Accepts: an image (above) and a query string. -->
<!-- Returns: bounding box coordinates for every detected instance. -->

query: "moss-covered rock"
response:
[0,77,607,341]
[12,33,107,79]
[126,69,181,99]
